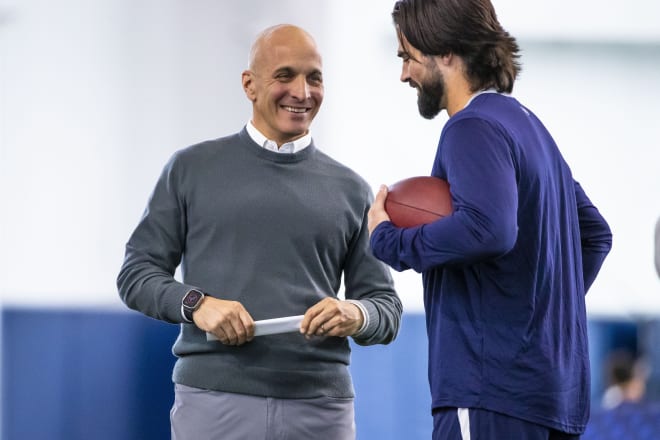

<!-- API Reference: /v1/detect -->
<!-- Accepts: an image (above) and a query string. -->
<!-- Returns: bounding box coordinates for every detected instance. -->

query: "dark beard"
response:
[416,76,444,120]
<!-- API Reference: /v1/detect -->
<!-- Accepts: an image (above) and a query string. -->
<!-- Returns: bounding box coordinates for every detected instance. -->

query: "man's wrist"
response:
[181,289,205,322]
[346,299,369,336]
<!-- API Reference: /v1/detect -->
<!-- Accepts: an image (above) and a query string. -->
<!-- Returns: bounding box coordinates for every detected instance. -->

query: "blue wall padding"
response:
[2,308,658,439]
[2,308,178,440]
[351,313,432,439]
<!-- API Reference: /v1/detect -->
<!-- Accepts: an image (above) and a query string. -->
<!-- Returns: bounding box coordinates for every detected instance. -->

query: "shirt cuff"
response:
[345,299,369,337]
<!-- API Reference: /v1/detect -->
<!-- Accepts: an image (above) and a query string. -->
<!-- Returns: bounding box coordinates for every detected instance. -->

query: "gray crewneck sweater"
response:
[117,128,402,398]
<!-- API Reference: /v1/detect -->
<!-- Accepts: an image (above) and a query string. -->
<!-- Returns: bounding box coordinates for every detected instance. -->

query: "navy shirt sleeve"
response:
[371,117,518,272]
[574,180,612,292]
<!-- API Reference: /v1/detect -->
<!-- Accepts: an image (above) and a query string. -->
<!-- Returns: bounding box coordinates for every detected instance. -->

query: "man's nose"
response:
[291,75,311,100]
[400,63,410,83]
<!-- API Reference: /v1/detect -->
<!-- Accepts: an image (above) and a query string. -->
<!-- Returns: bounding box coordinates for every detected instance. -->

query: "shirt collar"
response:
[464,88,500,109]
[246,121,312,154]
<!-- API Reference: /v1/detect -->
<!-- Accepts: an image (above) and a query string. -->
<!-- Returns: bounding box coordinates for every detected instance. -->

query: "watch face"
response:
[183,290,203,308]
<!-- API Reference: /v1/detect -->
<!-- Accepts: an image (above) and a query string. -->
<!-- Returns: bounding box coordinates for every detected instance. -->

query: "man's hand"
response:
[193,296,255,346]
[368,185,391,236]
[300,297,364,338]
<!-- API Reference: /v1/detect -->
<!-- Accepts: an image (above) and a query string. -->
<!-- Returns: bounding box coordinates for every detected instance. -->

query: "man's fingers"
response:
[374,184,388,207]
[200,298,255,346]
[239,310,256,342]
[301,298,337,336]
[300,307,325,335]
[211,326,230,345]
[368,185,391,235]
[225,311,256,345]
[299,297,362,338]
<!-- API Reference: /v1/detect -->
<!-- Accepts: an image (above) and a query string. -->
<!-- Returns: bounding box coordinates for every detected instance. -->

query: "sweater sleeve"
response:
[574,181,613,292]
[370,118,518,273]
[116,153,198,323]
[343,190,402,346]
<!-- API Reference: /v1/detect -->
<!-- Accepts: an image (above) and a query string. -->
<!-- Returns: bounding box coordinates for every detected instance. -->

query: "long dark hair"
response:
[392,0,521,93]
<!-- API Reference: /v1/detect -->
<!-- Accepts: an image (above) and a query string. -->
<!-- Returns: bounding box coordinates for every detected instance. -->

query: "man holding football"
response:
[368,0,612,438]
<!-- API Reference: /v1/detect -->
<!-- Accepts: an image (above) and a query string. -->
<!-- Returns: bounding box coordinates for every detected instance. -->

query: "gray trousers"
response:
[170,384,356,440]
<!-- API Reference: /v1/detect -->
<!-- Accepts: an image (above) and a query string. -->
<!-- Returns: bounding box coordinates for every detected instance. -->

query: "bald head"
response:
[241,24,324,146]
[248,24,321,72]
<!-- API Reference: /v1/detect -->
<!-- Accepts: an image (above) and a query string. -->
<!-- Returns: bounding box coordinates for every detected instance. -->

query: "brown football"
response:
[385,176,453,228]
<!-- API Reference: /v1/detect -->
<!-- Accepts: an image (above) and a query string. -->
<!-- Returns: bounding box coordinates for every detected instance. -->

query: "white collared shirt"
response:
[246,121,312,154]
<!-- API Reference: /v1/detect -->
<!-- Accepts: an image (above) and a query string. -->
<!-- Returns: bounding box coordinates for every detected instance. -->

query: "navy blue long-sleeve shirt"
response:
[370,93,612,434]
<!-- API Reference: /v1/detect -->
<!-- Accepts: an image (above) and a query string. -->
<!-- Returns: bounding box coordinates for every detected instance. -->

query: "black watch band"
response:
[181,289,205,322]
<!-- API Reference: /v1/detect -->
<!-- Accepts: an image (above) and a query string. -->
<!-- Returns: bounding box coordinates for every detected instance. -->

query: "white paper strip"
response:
[206,315,305,341]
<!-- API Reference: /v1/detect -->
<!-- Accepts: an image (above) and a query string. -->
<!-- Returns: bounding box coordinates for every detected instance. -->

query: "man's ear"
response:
[242,70,256,101]
[438,52,453,66]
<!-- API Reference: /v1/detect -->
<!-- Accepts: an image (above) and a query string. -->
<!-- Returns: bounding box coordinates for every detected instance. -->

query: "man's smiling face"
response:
[397,31,445,120]
[243,26,323,146]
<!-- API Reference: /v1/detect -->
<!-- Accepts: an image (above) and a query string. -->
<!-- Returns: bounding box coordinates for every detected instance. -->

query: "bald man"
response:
[117,24,402,439]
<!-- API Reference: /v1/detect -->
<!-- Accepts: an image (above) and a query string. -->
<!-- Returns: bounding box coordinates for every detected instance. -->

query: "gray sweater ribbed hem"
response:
[173,354,355,399]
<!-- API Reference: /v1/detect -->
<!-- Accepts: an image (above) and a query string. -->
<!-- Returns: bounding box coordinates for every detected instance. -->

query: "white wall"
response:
[495,0,660,43]
[1,0,659,316]
[0,0,328,307]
